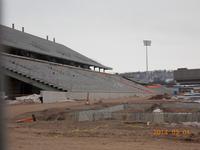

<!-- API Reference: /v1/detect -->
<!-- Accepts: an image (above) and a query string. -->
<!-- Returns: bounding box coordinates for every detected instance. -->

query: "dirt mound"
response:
[149,94,171,100]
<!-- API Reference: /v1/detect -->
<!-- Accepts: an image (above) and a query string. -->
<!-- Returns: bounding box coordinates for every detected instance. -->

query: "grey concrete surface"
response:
[75,104,125,121]
[41,91,141,103]
[1,53,152,95]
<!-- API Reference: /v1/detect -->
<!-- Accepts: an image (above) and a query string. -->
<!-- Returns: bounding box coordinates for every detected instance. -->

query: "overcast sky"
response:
[2,0,200,73]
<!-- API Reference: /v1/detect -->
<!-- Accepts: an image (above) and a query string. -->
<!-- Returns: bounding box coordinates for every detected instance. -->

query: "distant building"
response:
[174,68,200,85]
[120,70,174,84]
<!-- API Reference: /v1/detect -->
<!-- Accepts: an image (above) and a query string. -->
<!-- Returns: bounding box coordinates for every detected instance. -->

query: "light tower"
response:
[143,40,151,81]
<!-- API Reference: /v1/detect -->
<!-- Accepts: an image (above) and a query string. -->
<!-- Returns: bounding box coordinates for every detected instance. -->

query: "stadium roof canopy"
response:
[0,25,111,70]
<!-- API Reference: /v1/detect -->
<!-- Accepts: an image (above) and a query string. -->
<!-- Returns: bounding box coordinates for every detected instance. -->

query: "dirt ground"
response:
[5,97,200,150]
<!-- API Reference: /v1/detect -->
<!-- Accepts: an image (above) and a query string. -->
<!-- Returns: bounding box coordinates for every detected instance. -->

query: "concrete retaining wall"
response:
[77,104,125,121]
[126,103,200,112]
[115,112,200,123]
[41,91,68,103]
[75,111,200,123]
[71,104,200,123]
[41,91,139,103]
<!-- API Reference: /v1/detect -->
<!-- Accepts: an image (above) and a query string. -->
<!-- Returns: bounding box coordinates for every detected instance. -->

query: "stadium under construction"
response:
[0,24,153,100]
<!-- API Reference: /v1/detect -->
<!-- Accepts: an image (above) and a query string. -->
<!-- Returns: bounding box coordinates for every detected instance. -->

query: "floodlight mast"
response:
[143,40,151,82]
[143,40,151,72]
[146,45,148,72]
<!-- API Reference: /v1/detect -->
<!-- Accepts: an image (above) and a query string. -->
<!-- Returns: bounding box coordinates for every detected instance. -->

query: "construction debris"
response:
[16,114,36,123]
[182,122,200,128]
[153,108,163,113]
[7,94,41,105]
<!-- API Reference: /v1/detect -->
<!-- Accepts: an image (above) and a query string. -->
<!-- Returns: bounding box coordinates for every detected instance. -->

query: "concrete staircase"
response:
[2,65,66,92]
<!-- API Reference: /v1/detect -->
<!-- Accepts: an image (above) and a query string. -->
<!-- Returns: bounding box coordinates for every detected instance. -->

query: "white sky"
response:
[2,0,200,73]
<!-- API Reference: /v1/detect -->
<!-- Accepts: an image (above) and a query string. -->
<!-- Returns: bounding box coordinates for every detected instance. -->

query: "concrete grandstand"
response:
[0,24,152,99]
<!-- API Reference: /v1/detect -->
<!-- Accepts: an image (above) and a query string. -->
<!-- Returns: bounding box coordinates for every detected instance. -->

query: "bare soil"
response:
[5,97,200,150]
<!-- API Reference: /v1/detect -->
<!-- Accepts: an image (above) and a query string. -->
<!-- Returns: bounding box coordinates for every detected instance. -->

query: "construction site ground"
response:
[5,97,200,150]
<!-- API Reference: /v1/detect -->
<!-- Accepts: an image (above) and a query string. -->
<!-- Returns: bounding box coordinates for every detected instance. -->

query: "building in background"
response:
[174,68,200,85]
[120,70,174,85]
[174,68,200,94]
